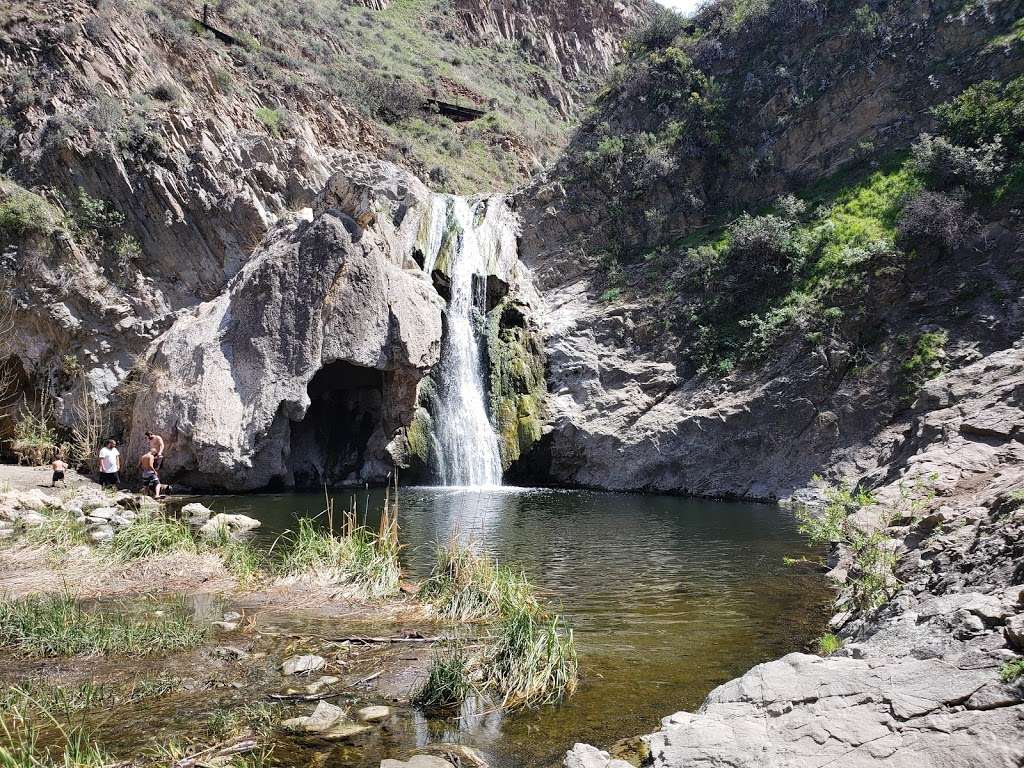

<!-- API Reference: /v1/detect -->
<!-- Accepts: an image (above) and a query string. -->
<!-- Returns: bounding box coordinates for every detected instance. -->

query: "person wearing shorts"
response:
[139,449,163,498]
[51,454,68,487]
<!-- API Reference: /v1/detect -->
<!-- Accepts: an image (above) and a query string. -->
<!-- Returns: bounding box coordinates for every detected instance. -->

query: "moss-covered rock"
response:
[486,299,547,469]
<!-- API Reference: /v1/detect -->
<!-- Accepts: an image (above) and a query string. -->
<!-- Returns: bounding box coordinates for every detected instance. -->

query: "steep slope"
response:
[517,0,1024,497]
[0,0,648,460]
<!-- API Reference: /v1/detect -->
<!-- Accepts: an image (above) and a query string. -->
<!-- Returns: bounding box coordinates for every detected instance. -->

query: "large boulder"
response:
[127,160,444,491]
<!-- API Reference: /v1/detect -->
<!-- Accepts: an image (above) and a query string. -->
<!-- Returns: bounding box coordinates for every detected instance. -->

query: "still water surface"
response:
[191,487,831,767]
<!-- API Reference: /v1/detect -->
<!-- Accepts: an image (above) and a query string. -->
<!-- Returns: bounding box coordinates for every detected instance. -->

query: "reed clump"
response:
[274,492,401,599]
[0,592,206,658]
[412,641,472,711]
[417,540,578,711]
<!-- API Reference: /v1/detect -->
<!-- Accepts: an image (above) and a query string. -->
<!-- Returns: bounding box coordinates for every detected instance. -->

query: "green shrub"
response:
[910,133,1004,192]
[624,6,690,55]
[1000,659,1024,683]
[817,632,842,655]
[0,186,62,240]
[932,76,1024,159]
[255,106,282,136]
[898,330,947,405]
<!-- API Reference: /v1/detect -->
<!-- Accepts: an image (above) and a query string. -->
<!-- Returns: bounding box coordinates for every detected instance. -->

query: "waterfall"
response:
[423,195,505,487]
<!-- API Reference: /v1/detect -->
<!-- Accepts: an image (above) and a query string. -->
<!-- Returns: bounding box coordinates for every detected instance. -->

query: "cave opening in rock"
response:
[288,361,384,488]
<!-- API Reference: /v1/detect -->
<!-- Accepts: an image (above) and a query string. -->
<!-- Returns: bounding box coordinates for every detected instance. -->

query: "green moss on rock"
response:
[486,300,547,469]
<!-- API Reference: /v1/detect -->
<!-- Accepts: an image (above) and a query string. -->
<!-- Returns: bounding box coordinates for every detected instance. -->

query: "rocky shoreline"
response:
[565,346,1024,767]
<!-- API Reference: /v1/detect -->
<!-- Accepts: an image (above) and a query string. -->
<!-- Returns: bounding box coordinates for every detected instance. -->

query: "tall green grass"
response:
[0,703,110,768]
[274,500,401,599]
[202,526,266,586]
[412,641,472,711]
[416,540,578,711]
[418,539,537,622]
[0,593,206,657]
[110,515,197,561]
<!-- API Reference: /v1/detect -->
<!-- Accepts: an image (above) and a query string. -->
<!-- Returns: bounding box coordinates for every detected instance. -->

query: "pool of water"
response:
[182,487,831,767]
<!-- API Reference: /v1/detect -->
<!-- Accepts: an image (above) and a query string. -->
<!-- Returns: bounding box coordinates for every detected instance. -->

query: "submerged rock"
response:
[281,654,326,675]
[283,701,371,739]
[356,705,391,723]
[381,757,456,768]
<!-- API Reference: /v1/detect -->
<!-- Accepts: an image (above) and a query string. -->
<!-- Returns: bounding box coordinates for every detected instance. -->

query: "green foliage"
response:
[910,133,1004,192]
[110,515,197,561]
[11,399,58,467]
[624,6,690,56]
[204,528,265,586]
[600,287,621,302]
[419,540,538,623]
[21,509,88,554]
[254,106,282,136]
[931,76,1024,159]
[0,703,112,768]
[275,513,400,599]
[418,539,578,711]
[898,330,947,405]
[999,659,1024,683]
[817,632,842,655]
[0,185,63,241]
[0,593,206,657]
[413,641,471,710]
[795,482,875,545]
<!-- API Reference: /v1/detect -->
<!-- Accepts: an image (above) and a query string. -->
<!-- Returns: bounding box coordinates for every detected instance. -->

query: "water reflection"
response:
[183,488,831,767]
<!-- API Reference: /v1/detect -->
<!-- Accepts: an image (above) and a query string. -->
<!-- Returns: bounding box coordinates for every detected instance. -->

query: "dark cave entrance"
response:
[288,361,384,488]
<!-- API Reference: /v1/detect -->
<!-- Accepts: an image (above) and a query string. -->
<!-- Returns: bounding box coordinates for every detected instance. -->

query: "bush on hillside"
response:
[896,190,978,252]
[910,133,1004,192]
[0,186,63,240]
[932,76,1024,158]
[625,6,690,55]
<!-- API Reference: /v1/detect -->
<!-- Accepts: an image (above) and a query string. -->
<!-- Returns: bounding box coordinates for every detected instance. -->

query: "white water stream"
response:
[423,195,505,487]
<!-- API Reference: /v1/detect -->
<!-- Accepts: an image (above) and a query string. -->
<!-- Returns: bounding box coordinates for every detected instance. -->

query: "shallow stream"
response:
[181,487,832,767]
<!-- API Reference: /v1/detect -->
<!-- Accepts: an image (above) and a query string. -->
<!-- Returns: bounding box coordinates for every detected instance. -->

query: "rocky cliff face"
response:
[515,0,1024,498]
[567,345,1024,767]
[0,0,641,461]
[454,0,654,110]
[125,159,444,490]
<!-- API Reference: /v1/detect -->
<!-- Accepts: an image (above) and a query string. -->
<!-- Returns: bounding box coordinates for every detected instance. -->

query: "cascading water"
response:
[423,195,506,487]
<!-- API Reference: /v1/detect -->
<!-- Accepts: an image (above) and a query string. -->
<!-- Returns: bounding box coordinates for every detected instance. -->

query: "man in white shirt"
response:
[98,439,120,487]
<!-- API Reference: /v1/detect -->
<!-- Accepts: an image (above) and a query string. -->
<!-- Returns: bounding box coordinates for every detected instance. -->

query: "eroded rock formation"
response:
[126,159,444,490]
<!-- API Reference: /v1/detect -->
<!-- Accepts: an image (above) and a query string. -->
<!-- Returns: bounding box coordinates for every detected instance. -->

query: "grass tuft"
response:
[418,539,537,622]
[1000,659,1024,683]
[110,515,197,561]
[817,632,842,655]
[412,641,472,711]
[0,703,111,768]
[417,539,578,711]
[202,526,266,587]
[0,592,206,657]
[274,502,400,599]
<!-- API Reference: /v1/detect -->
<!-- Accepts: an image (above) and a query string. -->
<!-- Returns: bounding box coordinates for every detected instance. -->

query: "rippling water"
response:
[188,487,831,767]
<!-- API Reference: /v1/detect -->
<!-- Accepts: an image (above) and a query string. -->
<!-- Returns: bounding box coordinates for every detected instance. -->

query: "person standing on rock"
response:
[51,452,68,488]
[145,431,165,470]
[98,440,120,487]
[139,449,163,499]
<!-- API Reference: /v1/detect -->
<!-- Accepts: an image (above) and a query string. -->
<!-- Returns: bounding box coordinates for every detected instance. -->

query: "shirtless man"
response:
[139,449,163,498]
[145,431,165,470]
